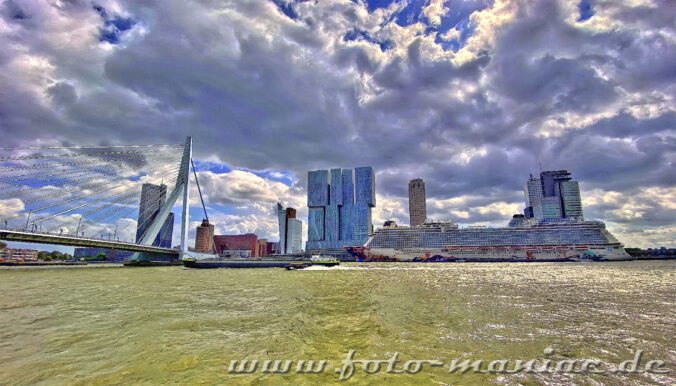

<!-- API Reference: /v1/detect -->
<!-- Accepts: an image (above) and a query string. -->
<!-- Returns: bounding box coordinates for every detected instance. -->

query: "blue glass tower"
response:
[306,167,375,251]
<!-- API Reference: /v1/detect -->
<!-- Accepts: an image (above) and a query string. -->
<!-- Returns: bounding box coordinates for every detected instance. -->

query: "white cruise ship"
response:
[346,219,631,262]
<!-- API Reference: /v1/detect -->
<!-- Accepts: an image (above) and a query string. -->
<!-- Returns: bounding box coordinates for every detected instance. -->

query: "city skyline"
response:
[0,0,673,249]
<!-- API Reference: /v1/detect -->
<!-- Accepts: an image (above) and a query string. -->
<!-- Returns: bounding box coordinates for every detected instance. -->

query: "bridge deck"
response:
[0,230,179,255]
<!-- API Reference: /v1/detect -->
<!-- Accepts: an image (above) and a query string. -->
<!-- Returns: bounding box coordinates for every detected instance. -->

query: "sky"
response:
[0,0,674,249]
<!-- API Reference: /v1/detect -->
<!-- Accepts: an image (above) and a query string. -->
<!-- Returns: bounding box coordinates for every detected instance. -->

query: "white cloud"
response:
[423,0,449,27]
[0,0,673,249]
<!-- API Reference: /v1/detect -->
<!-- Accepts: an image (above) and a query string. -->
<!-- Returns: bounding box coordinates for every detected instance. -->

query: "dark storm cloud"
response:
[0,0,673,246]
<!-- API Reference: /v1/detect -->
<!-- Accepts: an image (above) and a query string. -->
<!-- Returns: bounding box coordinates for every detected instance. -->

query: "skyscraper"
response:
[559,180,583,218]
[277,203,303,254]
[523,170,584,221]
[136,183,174,247]
[408,178,427,226]
[306,167,375,251]
[195,218,215,253]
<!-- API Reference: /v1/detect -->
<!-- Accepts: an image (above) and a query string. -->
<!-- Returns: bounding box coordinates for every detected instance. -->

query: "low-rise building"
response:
[73,248,132,262]
[0,248,39,261]
[214,233,258,257]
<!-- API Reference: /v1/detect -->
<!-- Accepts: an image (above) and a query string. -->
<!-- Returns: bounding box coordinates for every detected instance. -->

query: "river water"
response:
[1,261,674,385]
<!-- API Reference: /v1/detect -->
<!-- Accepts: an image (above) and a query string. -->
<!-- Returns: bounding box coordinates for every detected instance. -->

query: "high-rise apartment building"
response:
[306,167,375,251]
[277,203,303,254]
[523,170,584,221]
[408,178,427,226]
[136,183,174,248]
[195,218,215,253]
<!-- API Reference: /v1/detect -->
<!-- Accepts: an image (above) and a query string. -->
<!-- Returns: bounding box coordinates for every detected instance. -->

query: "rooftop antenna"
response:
[539,161,543,173]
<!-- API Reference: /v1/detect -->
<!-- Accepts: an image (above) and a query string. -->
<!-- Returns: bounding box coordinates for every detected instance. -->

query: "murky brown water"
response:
[1,261,674,385]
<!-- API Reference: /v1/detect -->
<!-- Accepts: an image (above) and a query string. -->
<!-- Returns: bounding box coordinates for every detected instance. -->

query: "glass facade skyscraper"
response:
[523,170,584,221]
[306,167,375,251]
[136,183,174,248]
[277,203,302,254]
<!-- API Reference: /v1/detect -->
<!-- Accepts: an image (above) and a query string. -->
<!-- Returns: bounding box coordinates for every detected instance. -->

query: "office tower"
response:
[523,174,542,219]
[408,178,427,226]
[136,183,174,247]
[195,218,215,253]
[277,203,302,254]
[287,218,302,253]
[306,166,375,251]
[559,180,583,218]
[523,170,584,221]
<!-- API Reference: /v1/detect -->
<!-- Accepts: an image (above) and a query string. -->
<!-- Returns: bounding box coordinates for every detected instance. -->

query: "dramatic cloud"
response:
[0,0,674,248]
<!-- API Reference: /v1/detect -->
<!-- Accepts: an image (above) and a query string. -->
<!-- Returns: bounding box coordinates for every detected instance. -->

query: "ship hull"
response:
[347,246,632,262]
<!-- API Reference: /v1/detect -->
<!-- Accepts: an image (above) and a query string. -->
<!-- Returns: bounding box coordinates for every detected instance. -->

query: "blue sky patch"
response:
[395,0,425,26]
[192,160,232,174]
[577,0,594,22]
[245,168,296,186]
[363,0,490,52]
[271,0,299,20]
[366,0,398,12]
[93,4,136,44]
[432,0,491,52]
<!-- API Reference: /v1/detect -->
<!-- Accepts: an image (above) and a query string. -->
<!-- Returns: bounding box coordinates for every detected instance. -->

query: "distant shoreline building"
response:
[136,183,174,248]
[277,203,302,254]
[0,248,38,262]
[73,248,132,263]
[408,178,427,226]
[214,233,259,257]
[195,218,215,253]
[306,167,375,252]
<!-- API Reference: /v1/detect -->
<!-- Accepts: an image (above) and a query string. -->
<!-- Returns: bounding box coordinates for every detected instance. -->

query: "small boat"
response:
[310,255,340,267]
[285,261,312,270]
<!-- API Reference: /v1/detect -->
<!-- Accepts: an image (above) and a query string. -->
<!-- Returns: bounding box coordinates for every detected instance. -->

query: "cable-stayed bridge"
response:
[0,137,196,260]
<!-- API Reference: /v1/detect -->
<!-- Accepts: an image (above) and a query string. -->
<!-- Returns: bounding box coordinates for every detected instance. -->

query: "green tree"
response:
[49,251,64,260]
[0,241,6,249]
[95,252,107,261]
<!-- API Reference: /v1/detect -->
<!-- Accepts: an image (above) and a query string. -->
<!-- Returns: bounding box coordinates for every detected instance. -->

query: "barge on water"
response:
[182,254,340,269]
